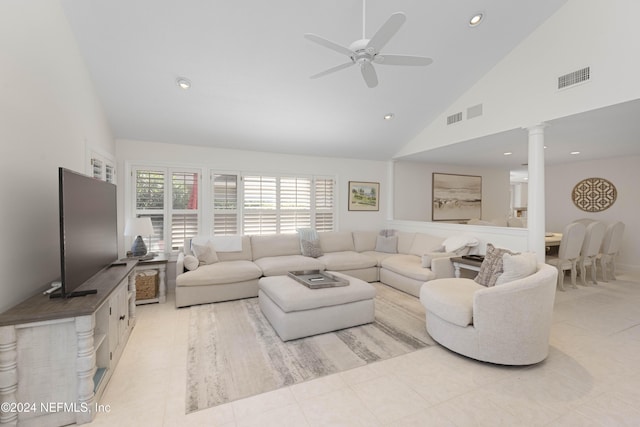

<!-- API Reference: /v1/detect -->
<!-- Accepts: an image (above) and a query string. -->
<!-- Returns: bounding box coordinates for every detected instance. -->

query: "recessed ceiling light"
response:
[176,77,191,90]
[503,152,513,156]
[469,13,484,27]
[384,113,395,120]
[570,151,580,155]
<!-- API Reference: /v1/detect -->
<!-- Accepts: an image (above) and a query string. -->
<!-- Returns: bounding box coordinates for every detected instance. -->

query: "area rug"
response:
[186,283,432,413]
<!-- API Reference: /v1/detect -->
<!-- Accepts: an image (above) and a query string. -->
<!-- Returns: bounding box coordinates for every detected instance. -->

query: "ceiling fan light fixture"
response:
[384,113,395,120]
[469,13,484,27]
[176,77,191,90]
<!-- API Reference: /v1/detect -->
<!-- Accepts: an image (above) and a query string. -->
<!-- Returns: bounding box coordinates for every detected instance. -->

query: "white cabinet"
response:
[0,262,136,426]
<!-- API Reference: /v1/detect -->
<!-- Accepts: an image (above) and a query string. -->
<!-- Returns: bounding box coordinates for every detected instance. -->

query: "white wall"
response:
[116,139,389,254]
[394,162,510,224]
[398,0,640,157]
[0,1,114,312]
[545,155,639,272]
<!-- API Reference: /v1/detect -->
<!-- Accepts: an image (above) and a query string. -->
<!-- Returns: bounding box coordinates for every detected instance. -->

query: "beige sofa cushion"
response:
[408,233,445,256]
[353,231,378,252]
[216,236,253,261]
[177,260,262,287]
[259,273,376,313]
[381,254,436,281]
[318,231,355,253]
[420,278,485,327]
[360,250,395,267]
[397,232,416,254]
[254,255,325,277]
[251,234,301,260]
[318,251,377,271]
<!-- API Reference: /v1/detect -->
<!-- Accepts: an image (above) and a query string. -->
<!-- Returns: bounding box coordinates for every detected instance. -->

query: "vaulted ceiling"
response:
[61,0,569,161]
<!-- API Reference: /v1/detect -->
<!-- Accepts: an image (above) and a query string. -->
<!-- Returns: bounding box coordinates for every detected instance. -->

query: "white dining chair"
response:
[576,221,606,285]
[545,222,586,291]
[598,221,625,281]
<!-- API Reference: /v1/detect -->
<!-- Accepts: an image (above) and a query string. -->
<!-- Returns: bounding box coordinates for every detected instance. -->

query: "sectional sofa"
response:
[175,230,477,308]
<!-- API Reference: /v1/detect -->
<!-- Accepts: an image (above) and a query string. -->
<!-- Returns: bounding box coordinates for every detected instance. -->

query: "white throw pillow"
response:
[183,254,200,271]
[443,235,479,253]
[192,241,219,265]
[495,252,537,285]
[375,235,398,253]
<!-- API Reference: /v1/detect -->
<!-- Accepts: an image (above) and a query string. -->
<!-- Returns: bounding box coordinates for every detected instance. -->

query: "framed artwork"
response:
[432,173,481,221]
[572,177,617,212]
[348,181,380,211]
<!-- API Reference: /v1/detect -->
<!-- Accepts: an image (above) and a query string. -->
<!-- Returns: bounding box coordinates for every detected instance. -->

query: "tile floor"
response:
[88,272,640,426]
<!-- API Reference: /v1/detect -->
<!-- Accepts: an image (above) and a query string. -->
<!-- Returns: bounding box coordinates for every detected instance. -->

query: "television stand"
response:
[49,289,98,299]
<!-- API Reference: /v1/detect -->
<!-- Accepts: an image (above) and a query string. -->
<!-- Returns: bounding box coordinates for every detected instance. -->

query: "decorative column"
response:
[386,160,395,221]
[0,326,18,425]
[75,315,96,425]
[527,124,547,262]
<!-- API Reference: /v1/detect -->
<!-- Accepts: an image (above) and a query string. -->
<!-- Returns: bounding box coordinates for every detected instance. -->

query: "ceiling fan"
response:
[304,0,433,88]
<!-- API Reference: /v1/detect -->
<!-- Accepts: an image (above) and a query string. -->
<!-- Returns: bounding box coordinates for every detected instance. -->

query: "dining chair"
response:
[598,221,625,281]
[545,222,586,291]
[576,221,606,285]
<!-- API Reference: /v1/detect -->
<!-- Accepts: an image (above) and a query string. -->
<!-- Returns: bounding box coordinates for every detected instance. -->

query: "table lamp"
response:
[124,217,154,256]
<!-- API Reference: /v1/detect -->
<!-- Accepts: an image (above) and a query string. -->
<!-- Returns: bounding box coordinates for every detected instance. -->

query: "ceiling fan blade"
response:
[374,54,433,66]
[304,33,353,57]
[360,62,378,88]
[366,12,406,53]
[310,61,355,79]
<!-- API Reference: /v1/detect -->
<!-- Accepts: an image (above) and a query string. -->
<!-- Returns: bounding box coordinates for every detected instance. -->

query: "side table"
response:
[450,256,483,279]
[133,255,168,304]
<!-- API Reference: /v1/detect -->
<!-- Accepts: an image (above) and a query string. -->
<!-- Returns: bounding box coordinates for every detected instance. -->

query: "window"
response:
[90,153,116,183]
[133,167,200,252]
[211,174,239,235]
[314,177,335,232]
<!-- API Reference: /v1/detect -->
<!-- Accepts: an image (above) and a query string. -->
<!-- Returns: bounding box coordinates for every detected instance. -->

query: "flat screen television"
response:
[56,167,118,298]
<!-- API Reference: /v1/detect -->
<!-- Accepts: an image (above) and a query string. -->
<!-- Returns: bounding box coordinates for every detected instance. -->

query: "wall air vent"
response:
[467,104,483,119]
[558,67,590,90]
[447,112,462,125]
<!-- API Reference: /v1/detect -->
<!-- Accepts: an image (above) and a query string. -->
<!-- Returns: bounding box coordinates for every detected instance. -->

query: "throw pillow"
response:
[474,243,518,287]
[192,241,219,265]
[301,239,324,258]
[379,229,397,237]
[375,235,398,253]
[297,228,319,253]
[495,252,537,285]
[183,254,200,271]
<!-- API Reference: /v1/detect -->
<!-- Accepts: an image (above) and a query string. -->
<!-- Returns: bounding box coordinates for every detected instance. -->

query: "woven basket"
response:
[136,271,158,300]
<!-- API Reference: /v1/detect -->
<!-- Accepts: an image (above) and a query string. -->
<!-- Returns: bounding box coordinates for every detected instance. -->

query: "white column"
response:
[386,160,395,221]
[527,124,547,262]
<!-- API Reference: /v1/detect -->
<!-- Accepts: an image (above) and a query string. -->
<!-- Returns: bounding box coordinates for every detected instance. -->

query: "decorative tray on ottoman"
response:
[287,270,350,289]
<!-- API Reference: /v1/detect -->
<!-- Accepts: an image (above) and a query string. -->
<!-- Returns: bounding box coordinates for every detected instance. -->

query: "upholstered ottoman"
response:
[258,272,376,341]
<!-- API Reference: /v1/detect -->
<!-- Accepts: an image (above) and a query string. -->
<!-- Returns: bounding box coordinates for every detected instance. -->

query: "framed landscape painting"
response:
[432,173,481,221]
[348,181,379,211]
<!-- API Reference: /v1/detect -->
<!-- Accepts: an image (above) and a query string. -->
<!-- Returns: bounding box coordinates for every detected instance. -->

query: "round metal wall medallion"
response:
[572,177,617,212]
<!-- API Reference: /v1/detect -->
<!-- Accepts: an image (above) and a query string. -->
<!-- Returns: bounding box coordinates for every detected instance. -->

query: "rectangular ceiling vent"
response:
[447,112,462,125]
[558,67,590,90]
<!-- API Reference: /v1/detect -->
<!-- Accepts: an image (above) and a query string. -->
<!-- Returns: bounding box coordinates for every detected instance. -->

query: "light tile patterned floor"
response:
[88,272,640,426]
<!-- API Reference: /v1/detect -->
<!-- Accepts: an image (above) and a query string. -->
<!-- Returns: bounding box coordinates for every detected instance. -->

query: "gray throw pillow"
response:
[375,235,398,254]
[474,243,518,287]
[301,239,324,258]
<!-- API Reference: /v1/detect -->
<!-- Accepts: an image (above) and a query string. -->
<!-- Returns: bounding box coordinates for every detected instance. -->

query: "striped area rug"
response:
[186,283,433,413]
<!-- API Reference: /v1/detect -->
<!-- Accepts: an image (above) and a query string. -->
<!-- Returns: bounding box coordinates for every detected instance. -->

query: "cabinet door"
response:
[117,284,129,341]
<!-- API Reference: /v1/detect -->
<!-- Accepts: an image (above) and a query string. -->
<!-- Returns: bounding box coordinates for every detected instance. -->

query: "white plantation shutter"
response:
[135,169,165,252]
[243,176,277,235]
[280,177,311,233]
[171,171,199,250]
[314,177,334,232]
[212,174,239,235]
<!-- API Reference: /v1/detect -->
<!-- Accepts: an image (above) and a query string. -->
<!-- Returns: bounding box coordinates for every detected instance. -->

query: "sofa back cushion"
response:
[217,236,253,261]
[353,231,378,252]
[318,231,355,253]
[397,232,416,254]
[408,233,445,256]
[251,234,301,260]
